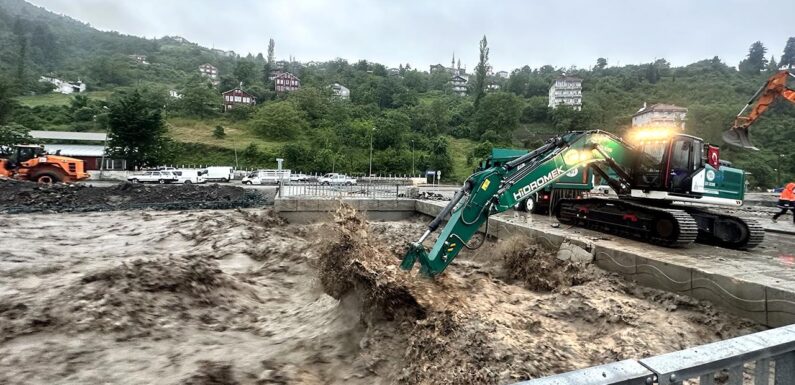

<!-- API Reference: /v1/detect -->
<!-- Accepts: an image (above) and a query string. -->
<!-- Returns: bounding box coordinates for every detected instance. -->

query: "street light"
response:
[411,140,415,177]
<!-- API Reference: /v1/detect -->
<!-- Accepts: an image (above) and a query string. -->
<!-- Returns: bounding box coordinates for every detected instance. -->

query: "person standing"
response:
[772,182,795,223]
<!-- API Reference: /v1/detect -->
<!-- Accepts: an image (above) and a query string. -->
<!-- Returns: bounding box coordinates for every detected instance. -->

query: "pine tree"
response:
[782,37,795,70]
[767,55,779,73]
[739,41,768,74]
[263,38,275,83]
[472,35,489,108]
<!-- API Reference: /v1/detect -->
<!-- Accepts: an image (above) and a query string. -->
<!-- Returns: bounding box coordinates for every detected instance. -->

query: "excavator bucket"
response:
[401,242,439,277]
[722,127,758,150]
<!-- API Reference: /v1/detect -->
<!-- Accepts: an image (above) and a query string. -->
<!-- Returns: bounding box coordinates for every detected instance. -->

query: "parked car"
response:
[173,169,207,184]
[242,169,291,185]
[127,171,178,184]
[289,173,311,182]
[204,166,234,182]
[318,173,357,185]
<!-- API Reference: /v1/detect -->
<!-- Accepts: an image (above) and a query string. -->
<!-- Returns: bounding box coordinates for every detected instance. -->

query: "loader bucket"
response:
[723,127,758,150]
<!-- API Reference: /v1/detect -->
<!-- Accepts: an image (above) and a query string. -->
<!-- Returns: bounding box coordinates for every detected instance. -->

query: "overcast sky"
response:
[28,0,792,72]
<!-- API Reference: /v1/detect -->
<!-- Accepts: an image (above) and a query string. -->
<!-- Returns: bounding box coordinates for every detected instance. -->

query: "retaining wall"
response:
[276,197,795,327]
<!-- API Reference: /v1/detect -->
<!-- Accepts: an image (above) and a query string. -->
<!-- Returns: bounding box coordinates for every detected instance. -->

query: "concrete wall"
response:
[413,200,795,328]
[274,198,417,223]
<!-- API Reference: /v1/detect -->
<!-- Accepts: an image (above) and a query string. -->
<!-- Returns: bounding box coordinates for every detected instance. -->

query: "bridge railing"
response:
[512,324,795,385]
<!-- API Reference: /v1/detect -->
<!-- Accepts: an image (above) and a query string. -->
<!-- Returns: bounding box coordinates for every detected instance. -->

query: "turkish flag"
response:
[708,146,720,169]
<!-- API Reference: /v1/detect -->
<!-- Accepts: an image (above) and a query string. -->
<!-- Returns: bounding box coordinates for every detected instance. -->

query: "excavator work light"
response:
[627,127,675,143]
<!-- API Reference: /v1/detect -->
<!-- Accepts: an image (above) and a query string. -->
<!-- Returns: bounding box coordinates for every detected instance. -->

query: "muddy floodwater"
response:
[0,208,761,384]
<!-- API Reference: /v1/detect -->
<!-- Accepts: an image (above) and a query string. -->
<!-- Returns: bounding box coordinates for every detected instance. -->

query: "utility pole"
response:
[778,154,785,187]
[369,127,375,177]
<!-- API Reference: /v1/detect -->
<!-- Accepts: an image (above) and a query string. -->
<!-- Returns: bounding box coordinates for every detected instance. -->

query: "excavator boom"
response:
[724,70,795,150]
[401,130,634,277]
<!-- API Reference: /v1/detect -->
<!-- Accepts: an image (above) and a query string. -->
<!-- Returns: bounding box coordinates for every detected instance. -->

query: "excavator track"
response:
[683,207,765,250]
[556,198,698,247]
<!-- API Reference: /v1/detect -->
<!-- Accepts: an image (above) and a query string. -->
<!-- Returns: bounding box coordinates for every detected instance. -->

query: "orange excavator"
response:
[723,70,795,150]
[0,144,90,183]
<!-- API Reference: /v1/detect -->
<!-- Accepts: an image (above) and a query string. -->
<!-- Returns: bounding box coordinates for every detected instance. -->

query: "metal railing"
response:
[513,324,795,385]
[277,182,409,199]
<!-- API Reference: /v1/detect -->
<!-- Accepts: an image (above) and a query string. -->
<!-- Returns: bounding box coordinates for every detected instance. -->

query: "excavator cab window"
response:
[667,136,704,193]
[633,141,667,189]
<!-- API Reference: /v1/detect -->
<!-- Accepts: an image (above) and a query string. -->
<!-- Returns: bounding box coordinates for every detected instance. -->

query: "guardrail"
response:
[513,324,795,385]
[278,182,409,199]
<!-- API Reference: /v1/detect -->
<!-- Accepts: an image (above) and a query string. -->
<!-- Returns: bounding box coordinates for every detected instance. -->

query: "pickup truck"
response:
[318,173,357,185]
[127,171,178,184]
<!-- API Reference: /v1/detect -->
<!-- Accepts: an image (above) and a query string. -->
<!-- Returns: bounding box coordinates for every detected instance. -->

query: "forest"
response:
[0,0,794,186]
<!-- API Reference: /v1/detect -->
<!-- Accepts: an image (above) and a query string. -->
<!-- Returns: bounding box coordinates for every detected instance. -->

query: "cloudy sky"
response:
[28,0,792,72]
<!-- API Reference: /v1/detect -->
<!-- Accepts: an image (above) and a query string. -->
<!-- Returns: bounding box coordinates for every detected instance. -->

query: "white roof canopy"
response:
[30,130,107,142]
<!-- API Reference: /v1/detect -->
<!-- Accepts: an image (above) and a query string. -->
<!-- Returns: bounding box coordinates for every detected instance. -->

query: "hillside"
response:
[0,0,793,186]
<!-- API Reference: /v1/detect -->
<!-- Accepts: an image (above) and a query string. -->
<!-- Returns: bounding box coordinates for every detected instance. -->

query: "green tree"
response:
[428,136,453,178]
[234,60,257,86]
[106,89,170,170]
[739,41,768,74]
[767,55,779,73]
[251,101,307,139]
[596,57,607,70]
[472,35,489,108]
[373,110,410,150]
[0,123,32,154]
[781,37,795,70]
[178,77,220,118]
[213,125,225,139]
[0,78,17,124]
[471,92,522,140]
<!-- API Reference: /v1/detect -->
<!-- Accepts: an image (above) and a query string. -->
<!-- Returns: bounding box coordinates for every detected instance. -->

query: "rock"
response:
[556,242,593,264]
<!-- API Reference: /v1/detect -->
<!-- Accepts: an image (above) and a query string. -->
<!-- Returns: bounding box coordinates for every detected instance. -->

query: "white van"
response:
[173,169,207,184]
[242,169,291,185]
[204,166,234,182]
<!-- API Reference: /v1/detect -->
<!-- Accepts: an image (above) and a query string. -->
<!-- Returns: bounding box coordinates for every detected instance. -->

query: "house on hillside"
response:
[222,86,256,112]
[39,76,86,95]
[199,63,218,79]
[496,70,509,79]
[429,64,446,73]
[330,83,350,100]
[548,75,582,111]
[129,54,149,65]
[274,72,300,93]
[632,103,688,130]
[451,75,468,96]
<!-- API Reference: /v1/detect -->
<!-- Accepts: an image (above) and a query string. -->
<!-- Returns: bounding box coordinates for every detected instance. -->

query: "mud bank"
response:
[0,207,760,384]
[0,179,268,213]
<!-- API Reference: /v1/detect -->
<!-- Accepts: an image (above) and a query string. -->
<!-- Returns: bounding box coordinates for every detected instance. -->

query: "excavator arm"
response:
[724,70,795,150]
[400,130,634,277]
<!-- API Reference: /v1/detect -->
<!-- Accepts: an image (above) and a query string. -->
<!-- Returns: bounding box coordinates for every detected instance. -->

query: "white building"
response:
[451,74,468,96]
[632,103,688,130]
[496,70,509,79]
[39,76,86,95]
[330,83,350,100]
[548,75,582,111]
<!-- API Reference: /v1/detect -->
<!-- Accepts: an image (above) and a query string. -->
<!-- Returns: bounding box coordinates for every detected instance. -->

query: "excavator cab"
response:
[629,132,707,195]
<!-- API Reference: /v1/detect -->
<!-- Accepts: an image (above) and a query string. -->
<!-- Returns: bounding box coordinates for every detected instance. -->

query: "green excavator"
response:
[401,129,763,277]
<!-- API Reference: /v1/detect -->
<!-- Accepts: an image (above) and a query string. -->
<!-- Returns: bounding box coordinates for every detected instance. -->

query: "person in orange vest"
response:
[773,182,795,223]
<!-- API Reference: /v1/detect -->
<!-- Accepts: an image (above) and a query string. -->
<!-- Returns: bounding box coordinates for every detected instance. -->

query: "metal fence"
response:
[513,324,795,385]
[278,182,410,198]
